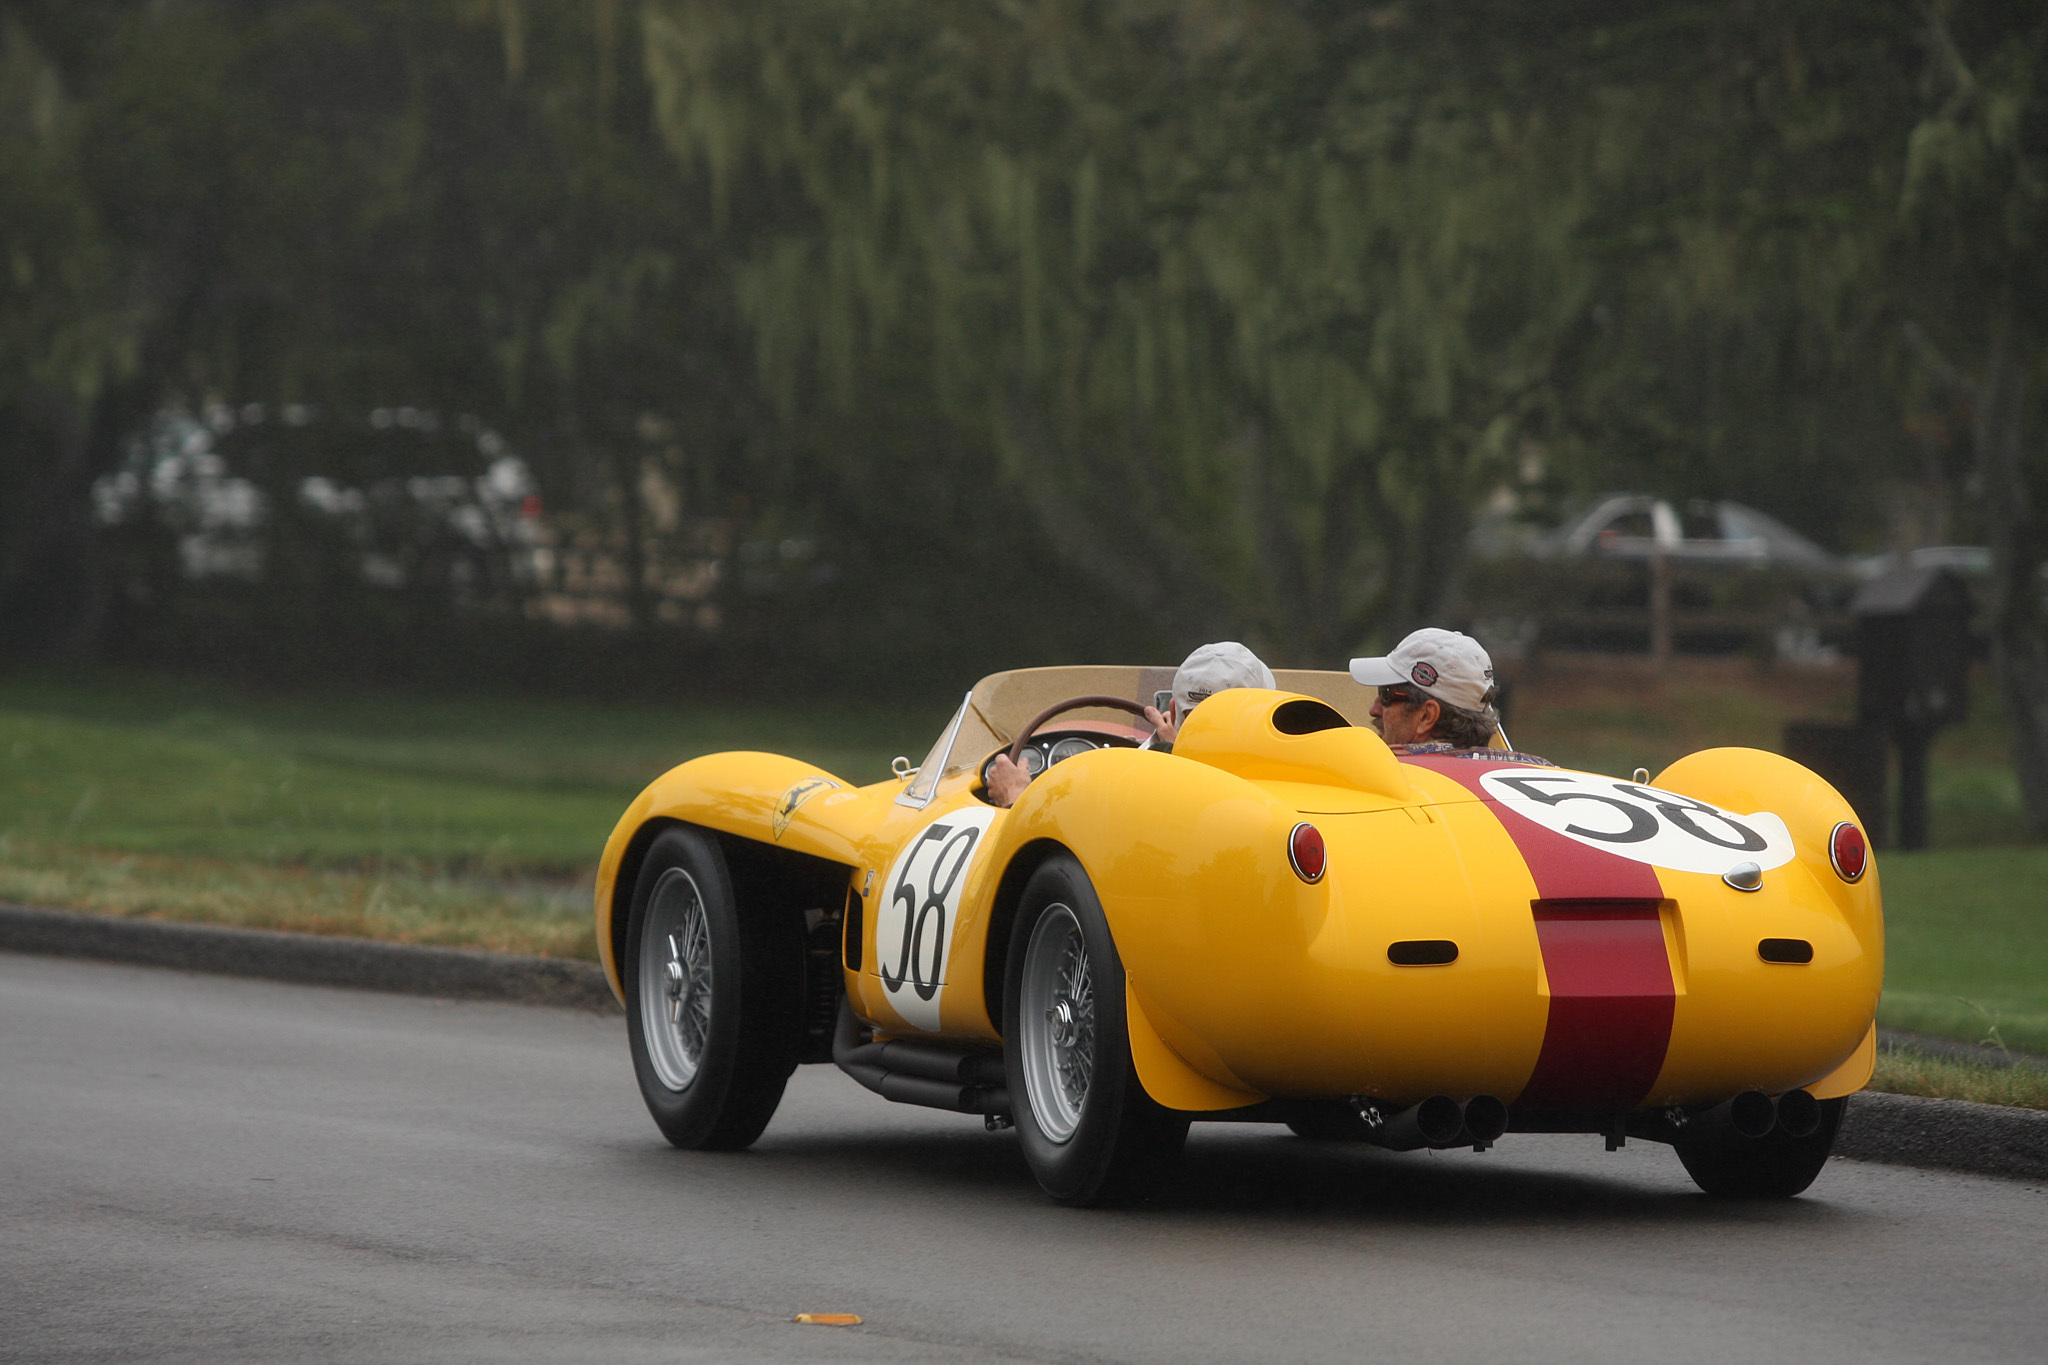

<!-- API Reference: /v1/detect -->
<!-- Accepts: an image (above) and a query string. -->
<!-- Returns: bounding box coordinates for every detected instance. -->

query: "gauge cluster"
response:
[979,728,1140,789]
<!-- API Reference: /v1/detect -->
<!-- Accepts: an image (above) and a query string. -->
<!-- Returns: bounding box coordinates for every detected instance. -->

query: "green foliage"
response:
[0,22,131,416]
[1,0,2044,729]
[1893,2,2048,837]
[1544,3,1922,546]
[645,0,1598,657]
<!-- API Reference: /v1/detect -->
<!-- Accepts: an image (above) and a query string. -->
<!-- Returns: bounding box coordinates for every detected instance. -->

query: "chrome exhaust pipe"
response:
[1463,1094,1509,1146]
[1374,1095,1466,1151]
[831,999,1008,1115]
[1775,1088,1821,1138]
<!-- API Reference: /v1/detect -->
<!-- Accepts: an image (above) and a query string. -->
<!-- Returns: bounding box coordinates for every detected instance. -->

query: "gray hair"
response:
[1429,697,1501,749]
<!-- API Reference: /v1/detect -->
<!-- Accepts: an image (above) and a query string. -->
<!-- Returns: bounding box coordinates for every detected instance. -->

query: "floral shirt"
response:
[1391,741,1556,767]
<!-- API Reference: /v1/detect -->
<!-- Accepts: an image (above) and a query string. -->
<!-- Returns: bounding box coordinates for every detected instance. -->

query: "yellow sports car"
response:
[594,666,1881,1205]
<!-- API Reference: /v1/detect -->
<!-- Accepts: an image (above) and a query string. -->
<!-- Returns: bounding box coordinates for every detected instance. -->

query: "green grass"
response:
[1870,1047,2048,1110]
[1874,846,2048,1054]
[1507,656,1854,784]
[0,669,931,871]
[0,668,938,956]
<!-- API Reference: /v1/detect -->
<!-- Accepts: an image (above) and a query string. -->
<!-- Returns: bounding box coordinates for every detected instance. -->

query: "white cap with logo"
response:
[1173,641,1275,712]
[1349,628,1495,712]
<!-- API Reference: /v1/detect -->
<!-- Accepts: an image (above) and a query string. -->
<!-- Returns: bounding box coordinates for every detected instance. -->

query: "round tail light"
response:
[1829,821,1867,882]
[1289,822,1326,883]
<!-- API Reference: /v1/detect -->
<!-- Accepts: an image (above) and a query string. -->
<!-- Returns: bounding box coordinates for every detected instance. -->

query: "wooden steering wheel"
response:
[1006,695,1155,766]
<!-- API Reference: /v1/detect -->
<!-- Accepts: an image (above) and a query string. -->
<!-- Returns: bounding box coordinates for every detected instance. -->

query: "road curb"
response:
[4,903,2041,1182]
[0,903,621,1014]
[1835,1090,2047,1184]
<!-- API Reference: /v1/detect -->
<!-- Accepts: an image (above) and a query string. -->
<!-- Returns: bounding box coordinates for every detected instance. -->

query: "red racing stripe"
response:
[1519,902,1674,1109]
[1400,755,1673,1110]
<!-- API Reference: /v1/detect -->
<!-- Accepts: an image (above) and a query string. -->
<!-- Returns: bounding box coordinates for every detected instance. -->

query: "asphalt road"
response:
[5,953,2044,1365]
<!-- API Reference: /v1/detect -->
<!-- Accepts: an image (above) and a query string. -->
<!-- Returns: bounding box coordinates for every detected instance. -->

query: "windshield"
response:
[897,693,972,809]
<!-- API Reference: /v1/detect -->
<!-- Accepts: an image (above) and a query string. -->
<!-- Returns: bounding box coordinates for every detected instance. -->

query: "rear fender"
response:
[984,745,1327,1102]
[1649,746,1884,1099]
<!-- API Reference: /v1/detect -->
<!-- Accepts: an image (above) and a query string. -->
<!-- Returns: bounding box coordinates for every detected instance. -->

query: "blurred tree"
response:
[3,0,2041,751]
[0,0,1139,687]
[0,1,762,674]
[1541,3,1920,549]
[1895,0,2048,835]
[643,0,1598,660]
[0,12,136,651]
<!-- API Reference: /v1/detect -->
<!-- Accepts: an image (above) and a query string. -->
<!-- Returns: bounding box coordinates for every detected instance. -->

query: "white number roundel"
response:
[873,806,999,1031]
[1478,770,1795,876]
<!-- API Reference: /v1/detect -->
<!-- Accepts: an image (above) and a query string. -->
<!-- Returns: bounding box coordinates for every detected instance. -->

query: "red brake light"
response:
[1289,822,1326,883]
[1829,822,1867,882]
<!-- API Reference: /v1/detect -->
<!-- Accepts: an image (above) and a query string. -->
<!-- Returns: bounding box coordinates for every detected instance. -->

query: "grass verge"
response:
[1875,846,2048,1055]
[1869,1047,2048,1111]
[0,838,596,959]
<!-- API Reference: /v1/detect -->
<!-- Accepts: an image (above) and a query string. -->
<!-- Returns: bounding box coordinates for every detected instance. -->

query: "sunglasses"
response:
[1377,685,1428,707]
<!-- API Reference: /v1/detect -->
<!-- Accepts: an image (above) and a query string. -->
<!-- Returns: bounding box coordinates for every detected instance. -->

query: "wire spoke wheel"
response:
[1018,902,1094,1142]
[623,826,800,1151]
[1003,853,1189,1204]
[639,867,714,1091]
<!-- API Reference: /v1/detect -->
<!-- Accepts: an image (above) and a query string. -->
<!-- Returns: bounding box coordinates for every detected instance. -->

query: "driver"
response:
[1349,627,1550,763]
[986,641,1276,807]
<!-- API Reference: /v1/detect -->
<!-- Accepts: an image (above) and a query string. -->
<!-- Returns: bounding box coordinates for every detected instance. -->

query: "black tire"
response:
[1003,854,1189,1205]
[624,826,801,1151]
[1673,1097,1846,1198]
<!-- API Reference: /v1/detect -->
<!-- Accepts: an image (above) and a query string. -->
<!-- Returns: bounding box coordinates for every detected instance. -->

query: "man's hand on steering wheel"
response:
[986,752,1034,807]
[984,694,1156,809]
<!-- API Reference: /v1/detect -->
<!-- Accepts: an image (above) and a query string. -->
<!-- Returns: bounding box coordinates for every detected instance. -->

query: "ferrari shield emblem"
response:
[772,777,837,840]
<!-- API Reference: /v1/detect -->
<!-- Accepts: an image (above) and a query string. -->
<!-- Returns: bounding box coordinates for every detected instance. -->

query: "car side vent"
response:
[1757,937,1813,964]
[843,886,865,972]
[1272,698,1350,735]
[1388,939,1459,966]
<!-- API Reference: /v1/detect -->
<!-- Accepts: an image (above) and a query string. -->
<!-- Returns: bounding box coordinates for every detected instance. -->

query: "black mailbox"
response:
[1853,566,1974,734]
[1845,564,1975,849]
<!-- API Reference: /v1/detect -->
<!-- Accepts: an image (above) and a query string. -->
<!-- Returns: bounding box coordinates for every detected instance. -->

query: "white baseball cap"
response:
[1173,641,1275,711]
[1349,628,1495,712]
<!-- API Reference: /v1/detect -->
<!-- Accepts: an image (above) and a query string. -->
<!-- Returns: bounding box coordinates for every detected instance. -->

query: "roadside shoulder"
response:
[0,901,620,1014]
[5,901,2041,1183]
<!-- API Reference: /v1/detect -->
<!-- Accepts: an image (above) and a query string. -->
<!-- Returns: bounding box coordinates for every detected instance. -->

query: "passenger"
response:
[986,641,1275,807]
[1349,628,1551,764]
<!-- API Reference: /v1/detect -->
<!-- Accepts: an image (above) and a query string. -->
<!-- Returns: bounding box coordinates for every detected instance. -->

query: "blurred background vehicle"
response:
[1466,493,1862,664]
[1550,494,1845,574]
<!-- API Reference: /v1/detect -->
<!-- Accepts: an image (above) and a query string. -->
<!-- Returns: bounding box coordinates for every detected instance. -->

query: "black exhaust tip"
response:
[1414,1094,1465,1146]
[1728,1089,1776,1139]
[1463,1094,1509,1145]
[1775,1088,1821,1138]
[1373,1094,1468,1150]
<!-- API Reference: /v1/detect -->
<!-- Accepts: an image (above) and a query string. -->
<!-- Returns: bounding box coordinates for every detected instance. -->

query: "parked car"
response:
[1549,494,1844,573]
[1465,494,1863,658]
